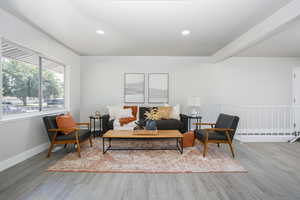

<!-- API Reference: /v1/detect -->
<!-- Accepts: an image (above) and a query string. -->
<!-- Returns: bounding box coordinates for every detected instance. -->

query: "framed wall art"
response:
[148,73,169,103]
[124,73,145,103]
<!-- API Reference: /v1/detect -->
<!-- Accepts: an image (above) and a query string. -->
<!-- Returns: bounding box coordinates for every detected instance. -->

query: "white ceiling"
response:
[238,16,300,57]
[0,0,293,56]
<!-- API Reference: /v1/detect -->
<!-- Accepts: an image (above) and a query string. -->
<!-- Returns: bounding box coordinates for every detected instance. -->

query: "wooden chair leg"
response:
[217,143,220,148]
[47,133,58,158]
[89,136,93,147]
[47,142,54,158]
[203,131,209,157]
[75,130,81,158]
[203,141,208,157]
[225,131,235,158]
[228,142,235,158]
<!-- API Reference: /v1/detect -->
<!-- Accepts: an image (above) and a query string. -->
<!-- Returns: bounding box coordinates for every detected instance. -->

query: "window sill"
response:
[0,109,68,124]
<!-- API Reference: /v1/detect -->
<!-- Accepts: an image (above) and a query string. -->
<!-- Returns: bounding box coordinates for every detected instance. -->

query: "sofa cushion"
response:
[156,119,184,131]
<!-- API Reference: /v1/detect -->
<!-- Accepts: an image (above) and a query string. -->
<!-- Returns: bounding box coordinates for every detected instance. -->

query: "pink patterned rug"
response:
[47,139,247,173]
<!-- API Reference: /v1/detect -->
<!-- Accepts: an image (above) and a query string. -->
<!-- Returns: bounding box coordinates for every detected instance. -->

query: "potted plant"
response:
[144,108,161,130]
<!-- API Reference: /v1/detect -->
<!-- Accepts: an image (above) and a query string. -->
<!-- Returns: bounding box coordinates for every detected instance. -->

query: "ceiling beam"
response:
[212,0,300,62]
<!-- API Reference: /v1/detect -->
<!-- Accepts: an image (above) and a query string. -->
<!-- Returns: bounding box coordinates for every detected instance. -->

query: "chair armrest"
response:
[203,128,234,132]
[76,122,90,130]
[48,128,63,132]
[193,123,216,126]
[48,128,80,132]
[193,122,215,128]
[76,122,90,126]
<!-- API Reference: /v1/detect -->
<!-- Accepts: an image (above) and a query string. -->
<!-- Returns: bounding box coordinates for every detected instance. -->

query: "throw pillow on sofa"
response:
[124,106,138,119]
[108,106,138,127]
[118,107,136,126]
[158,106,172,119]
[107,105,123,120]
[170,104,180,120]
[118,108,133,118]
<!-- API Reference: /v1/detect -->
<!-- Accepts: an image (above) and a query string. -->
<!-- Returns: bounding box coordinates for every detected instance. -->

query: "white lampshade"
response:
[188,96,201,107]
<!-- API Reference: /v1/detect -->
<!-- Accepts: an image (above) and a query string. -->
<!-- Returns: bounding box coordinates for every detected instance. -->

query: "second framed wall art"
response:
[148,73,169,104]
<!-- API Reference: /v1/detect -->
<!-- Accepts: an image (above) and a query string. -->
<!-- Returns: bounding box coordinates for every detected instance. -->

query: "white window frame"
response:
[0,37,3,120]
[0,38,67,121]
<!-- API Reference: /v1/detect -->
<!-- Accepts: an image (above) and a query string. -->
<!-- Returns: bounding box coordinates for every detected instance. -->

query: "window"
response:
[1,39,66,118]
[1,40,40,115]
[42,58,65,110]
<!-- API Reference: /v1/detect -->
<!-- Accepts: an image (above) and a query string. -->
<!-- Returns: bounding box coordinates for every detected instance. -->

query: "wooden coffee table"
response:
[102,130,183,154]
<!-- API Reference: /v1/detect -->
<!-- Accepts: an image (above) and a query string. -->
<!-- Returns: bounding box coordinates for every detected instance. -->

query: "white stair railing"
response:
[199,104,297,142]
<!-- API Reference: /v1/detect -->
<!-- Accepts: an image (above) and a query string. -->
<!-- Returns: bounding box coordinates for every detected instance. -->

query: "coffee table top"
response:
[103,130,183,138]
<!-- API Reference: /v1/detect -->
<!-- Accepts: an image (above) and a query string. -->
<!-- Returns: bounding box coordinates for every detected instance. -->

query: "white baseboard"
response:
[0,142,49,172]
[235,135,294,142]
[235,128,295,142]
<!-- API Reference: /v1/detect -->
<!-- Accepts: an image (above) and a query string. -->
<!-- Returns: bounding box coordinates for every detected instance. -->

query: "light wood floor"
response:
[1,140,300,200]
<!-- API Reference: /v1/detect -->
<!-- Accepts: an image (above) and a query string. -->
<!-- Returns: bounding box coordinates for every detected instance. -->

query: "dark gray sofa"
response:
[102,106,189,134]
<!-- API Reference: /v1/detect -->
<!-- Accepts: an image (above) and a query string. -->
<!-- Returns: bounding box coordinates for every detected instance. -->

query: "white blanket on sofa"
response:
[113,119,137,130]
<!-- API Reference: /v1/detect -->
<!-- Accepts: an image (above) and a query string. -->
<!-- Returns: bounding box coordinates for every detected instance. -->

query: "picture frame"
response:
[124,73,145,103]
[148,73,169,104]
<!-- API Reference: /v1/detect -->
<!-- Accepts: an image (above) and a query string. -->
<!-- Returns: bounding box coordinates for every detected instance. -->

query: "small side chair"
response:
[194,113,239,158]
[43,115,93,158]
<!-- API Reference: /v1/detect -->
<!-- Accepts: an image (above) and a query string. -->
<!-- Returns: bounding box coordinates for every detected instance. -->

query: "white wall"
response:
[0,8,81,167]
[80,56,300,121]
[80,56,216,120]
[215,57,300,105]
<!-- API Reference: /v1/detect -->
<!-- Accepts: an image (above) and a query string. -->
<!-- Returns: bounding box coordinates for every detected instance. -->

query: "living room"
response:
[1,0,300,199]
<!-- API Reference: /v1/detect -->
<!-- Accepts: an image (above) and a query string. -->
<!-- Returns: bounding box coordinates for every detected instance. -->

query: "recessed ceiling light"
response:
[181,30,190,36]
[96,30,105,35]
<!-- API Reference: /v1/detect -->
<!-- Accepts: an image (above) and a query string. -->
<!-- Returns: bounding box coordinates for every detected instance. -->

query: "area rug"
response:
[47,139,247,173]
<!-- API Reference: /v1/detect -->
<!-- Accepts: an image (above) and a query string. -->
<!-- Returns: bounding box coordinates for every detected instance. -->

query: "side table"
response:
[187,115,202,131]
[89,116,103,137]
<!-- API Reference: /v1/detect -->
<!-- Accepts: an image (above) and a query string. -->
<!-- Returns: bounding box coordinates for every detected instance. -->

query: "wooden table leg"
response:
[102,137,105,154]
[181,138,183,154]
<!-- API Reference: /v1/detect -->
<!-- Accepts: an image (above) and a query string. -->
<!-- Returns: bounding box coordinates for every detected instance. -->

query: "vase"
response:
[145,120,157,130]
